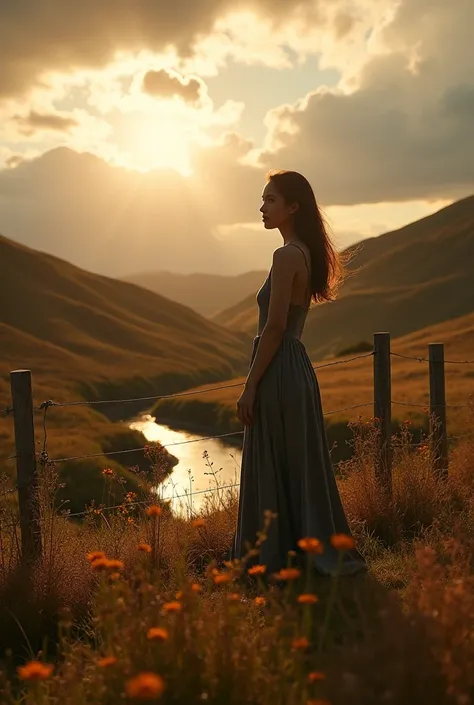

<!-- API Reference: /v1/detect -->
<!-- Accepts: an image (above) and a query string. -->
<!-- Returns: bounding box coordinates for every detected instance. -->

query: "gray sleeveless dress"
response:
[231,243,366,577]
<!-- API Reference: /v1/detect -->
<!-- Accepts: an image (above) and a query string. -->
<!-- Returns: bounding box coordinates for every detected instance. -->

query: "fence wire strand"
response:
[391,351,474,364]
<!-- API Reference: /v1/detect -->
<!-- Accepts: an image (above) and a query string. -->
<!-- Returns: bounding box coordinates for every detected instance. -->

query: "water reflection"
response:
[130,414,242,515]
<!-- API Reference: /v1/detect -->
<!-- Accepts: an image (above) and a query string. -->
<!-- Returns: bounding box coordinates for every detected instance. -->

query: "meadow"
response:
[1,413,474,704]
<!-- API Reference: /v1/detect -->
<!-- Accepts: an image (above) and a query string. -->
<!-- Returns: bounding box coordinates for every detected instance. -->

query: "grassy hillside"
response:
[0,235,251,512]
[152,311,474,462]
[213,195,474,358]
[122,270,267,318]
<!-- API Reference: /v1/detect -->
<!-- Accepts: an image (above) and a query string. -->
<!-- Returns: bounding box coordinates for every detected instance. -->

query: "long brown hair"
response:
[267,170,349,304]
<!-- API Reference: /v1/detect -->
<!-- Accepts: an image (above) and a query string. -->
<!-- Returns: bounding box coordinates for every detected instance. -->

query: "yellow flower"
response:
[191,518,206,528]
[247,564,266,576]
[308,671,325,683]
[137,543,152,554]
[146,505,163,517]
[147,627,169,641]
[292,636,310,650]
[213,572,234,585]
[86,551,106,563]
[298,537,324,554]
[97,656,117,668]
[273,568,301,581]
[330,534,355,551]
[191,583,202,592]
[125,672,166,699]
[298,593,319,605]
[254,596,266,607]
[163,601,182,613]
[17,661,54,681]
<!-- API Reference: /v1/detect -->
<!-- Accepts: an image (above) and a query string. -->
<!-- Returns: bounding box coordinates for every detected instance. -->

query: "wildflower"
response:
[298,537,324,554]
[97,656,117,668]
[273,568,301,581]
[110,572,121,581]
[102,468,114,476]
[163,601,182,613]
[213,572,234,585]
[17,661,54,681]
[330,534,355,551]
[292,636,310,650]
[125,672,165,699]
[107,559,124,571]
[247,564,266,576]
[90,557,110,572]
[175,590,183,599]
[87,551,106,563]
[146,505,162,517]
[147,627,169,641]
[298,593,319,605]
[254,596,266,607]
[138,543,152,554]
[227,593,240,601]
[191,518,206,528]
[191,583,202,592]
[308,671,325,683]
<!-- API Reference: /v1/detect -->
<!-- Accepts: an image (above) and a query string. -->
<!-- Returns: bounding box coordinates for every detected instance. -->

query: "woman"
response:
[231,170,366,577]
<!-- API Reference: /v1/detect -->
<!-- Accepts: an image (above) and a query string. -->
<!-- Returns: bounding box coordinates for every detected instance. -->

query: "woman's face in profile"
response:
[259,182,295,230]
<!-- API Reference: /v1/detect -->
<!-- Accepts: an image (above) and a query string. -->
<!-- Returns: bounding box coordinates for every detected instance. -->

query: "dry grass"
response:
[0,421,473,704]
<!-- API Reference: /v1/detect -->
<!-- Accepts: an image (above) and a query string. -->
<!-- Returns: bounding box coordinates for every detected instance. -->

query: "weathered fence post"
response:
[373,332,392,494]
[429,343,448,479]
[10,369,42,562]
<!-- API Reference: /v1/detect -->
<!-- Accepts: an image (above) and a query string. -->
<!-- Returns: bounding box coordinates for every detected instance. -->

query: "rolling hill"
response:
[122,270,267,318]
[0,235,251,512]
[212,195,474,359]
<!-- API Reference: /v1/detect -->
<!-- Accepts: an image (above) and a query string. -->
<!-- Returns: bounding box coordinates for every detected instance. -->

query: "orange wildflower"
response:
[87,551,106,563]
[102,468,113,476]
[191,583,202,592]
[292,636,310,650]
[298,593,319,605]
[125,672,165,699]
[97,656,117,668]
[191,518,206,528]
[110,572,121,581]
[163,601,182,613]
[308,671,325,683]
[107,559,124,571]
[247,564,266,576]
[227,592,240,601]
[147,627,169,641]
[175,590,183,599]
[90,557,110,572]
[17,661,54,681]
[146,505,162,517]
[330,534,355,551]
[273,568,301,581]
[137,543,152,554]
[213,572,234,585]
[254,596,266,607]
[298,537,324,554]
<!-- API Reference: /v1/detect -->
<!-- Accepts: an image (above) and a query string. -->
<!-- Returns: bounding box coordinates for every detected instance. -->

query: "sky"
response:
[0,0,473,276]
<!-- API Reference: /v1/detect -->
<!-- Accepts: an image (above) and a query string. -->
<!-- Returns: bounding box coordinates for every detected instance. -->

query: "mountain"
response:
[122,270,267,318]
[0,235,252,511]
[212,195,474,358]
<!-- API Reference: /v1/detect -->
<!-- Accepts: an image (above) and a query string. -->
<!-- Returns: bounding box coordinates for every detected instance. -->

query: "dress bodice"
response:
[256,244,311,339]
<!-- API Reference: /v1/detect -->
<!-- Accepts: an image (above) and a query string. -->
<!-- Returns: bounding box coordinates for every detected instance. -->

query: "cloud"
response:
[142,69,203,104]
[13,110,79,136]
[254,0,474,205]
[0,0,342,99]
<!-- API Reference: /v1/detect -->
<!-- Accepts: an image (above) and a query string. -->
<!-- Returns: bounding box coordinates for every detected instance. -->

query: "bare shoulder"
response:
[272,245,301,266]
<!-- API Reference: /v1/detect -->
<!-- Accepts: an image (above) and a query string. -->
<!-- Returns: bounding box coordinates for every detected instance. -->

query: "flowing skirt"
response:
[231,334,367,577]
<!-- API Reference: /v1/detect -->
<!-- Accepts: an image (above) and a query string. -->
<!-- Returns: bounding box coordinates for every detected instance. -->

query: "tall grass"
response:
[1,418,473,704]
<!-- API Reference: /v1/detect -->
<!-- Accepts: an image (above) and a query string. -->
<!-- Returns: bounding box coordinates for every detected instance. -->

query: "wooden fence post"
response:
[373,332,392,494]
[10,369,42,562]
[428,343,448,479]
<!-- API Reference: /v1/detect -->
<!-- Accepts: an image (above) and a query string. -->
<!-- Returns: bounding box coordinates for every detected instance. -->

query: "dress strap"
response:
[287,242,312,305]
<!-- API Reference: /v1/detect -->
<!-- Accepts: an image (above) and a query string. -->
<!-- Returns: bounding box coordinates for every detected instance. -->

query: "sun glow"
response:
[119,113,196,175]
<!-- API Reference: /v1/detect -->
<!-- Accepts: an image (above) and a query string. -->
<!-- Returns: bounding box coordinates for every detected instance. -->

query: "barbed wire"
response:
[391,399,470,410]
[391,351,474,364]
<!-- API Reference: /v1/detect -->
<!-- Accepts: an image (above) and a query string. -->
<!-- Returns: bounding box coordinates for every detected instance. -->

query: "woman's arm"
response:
[236,245,299,425]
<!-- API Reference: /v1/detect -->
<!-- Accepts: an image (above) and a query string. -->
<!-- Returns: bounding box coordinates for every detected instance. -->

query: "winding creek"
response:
[129,414,242,515]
